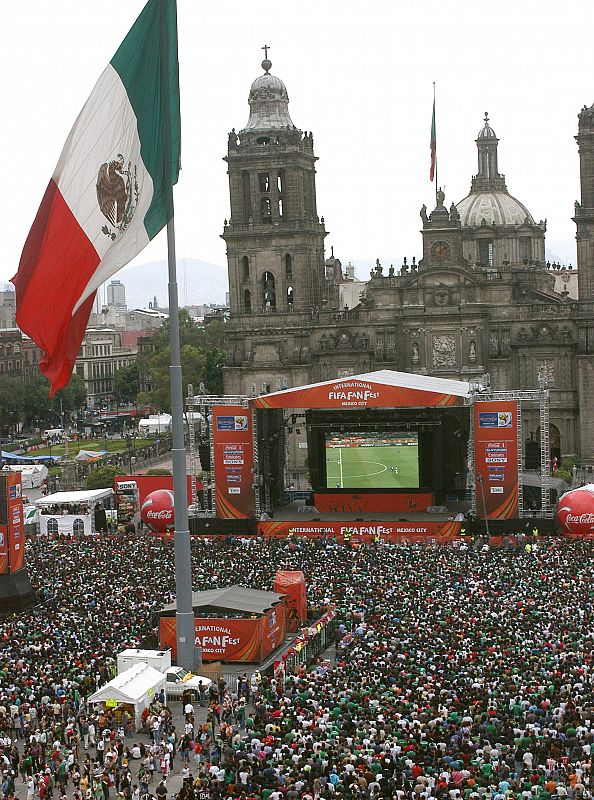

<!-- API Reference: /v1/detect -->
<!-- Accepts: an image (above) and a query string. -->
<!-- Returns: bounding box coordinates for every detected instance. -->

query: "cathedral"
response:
[222,55,594,464]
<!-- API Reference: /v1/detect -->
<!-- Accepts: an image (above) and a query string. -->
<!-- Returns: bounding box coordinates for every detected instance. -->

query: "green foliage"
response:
[0,372,85,432]
[86,465,119,489]
[146,468,172,476]
[0,377,26,430]
[553,469,572,484]
[137,313,229,410]
[114,363,140,404]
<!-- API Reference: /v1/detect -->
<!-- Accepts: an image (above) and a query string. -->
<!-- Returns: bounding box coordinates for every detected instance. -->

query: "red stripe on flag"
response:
[12,179,99,396]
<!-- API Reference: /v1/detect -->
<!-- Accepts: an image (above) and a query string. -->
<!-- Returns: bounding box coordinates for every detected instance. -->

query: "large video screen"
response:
[325,431,419,489]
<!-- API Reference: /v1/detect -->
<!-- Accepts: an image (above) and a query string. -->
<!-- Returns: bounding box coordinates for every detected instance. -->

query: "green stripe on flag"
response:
[111,0,181,240]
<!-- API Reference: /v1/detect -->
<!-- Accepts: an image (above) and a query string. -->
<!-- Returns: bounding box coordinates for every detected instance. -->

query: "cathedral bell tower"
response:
[574,104,594,300]
[222,53,327,320]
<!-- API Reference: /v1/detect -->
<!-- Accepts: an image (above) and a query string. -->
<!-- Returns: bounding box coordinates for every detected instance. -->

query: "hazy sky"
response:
[2,0,592,289]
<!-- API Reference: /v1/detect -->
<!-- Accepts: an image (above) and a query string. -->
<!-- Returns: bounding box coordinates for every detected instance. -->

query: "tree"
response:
[138,314,229,410]
[0,377,26,433]
[114,363,140,404]
[86,465,119,489]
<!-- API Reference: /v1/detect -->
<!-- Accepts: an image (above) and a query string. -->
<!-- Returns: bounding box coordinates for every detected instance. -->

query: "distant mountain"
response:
[116,259,228,310]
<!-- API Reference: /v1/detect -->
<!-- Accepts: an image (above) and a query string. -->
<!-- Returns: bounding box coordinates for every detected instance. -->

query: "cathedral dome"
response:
[243,59,297,132]
[477,118,497,139]
[457,191,535,227]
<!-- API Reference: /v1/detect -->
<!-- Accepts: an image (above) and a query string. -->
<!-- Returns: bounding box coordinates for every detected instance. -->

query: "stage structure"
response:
[187,370,553,541]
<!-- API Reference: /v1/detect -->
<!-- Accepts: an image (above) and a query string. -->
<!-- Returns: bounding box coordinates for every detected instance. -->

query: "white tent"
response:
[75,449,108,462]
[138,414,172,436]
[35,489,114,536]
[88,663,165,731]
[2,463,48,489]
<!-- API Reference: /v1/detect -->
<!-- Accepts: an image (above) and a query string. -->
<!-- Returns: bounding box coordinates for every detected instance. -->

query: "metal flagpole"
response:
[167,218,197,671]
[433,82,438,206]
[160,0,196,673]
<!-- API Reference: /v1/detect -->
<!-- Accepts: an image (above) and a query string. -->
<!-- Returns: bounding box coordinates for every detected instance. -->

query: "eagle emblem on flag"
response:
[96,154,139,240]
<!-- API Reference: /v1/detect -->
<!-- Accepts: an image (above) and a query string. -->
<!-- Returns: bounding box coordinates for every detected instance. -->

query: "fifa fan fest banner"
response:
[212,406,255,519]
[473,401,519,519]
[259,519,461,543]
[0,473,25,574]
[160,604,285,662]
[253,377,465,410]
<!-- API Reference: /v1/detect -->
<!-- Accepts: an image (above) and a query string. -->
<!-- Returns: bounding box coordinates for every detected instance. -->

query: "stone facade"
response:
[223,62,594,463]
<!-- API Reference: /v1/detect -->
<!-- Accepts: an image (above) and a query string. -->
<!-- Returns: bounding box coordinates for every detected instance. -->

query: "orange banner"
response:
[274,570,307,631]
[253,377,465,410]
[160,610,286,663]
[314,491,433,513]
[474,401,519,519]
[212,406,256,519]
[0,473,25,574]
[259,519,461,543]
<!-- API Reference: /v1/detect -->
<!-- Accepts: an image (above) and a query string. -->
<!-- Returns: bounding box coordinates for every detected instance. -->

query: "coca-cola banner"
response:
[212,406,256,519]
[474,401,519,519]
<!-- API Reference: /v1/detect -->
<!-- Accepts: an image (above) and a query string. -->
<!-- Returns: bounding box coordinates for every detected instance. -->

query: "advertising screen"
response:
[324,431,419,489]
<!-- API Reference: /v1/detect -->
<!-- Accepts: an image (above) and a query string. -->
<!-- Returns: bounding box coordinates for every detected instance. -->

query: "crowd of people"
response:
[0,534,592,800]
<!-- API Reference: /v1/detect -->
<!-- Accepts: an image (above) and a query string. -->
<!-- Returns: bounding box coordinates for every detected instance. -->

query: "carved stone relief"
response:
[432,334,456,367]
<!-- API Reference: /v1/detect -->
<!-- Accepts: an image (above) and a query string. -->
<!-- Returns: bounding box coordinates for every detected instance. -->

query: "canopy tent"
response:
[88,663,165,731]
[138,414,172,435]
[35,488,114,507]
[75,449,108,462]
[160,586,285,616]
[251,369,471,410]
[2,463,48,488]
[1,450,60,462]
[35,489,114,537]
[160,586,287,663]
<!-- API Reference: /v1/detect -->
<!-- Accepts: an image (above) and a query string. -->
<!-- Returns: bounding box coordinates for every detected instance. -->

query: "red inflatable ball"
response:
[556,484,594,536]
[141,489,175,533]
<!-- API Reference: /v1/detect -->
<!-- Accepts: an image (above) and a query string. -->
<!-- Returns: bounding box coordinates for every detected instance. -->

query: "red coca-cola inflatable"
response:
[556,484,594,536]
[141,489,175,534]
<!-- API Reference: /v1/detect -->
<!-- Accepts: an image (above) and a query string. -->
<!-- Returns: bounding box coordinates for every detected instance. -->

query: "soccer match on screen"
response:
[325,431,419,489]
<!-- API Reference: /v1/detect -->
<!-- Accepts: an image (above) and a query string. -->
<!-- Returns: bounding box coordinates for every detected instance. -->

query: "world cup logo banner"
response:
[556,484,594,536]
[141,489,175,535]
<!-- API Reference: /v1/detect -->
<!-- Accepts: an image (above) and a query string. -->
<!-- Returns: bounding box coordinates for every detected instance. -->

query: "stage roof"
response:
[160,586,285,616]
[251,369,471,410]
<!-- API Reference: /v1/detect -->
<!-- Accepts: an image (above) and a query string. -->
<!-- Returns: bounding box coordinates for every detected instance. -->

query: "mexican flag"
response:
[12,0,181,396]
[429,98,436,181]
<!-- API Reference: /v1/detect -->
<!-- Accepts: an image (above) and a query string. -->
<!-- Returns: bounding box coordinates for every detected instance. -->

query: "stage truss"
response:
[188,376,553,521]
[468,373,552,518]
[186,387,251,517]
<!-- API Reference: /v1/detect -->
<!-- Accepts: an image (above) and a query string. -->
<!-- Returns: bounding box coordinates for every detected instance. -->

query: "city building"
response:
[222,58,594,463]
[106,279,127,311]
[74,329,138,409]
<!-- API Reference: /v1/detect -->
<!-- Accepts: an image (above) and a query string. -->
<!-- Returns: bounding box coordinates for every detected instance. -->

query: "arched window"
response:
[285,254,292,277]
[244,289,252,313]
[260,197,272,223]
[242,256,250,280]
[287,286,294,308]
[73,518,85,536]
[262,272,276,311]
[47,518,59,536]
